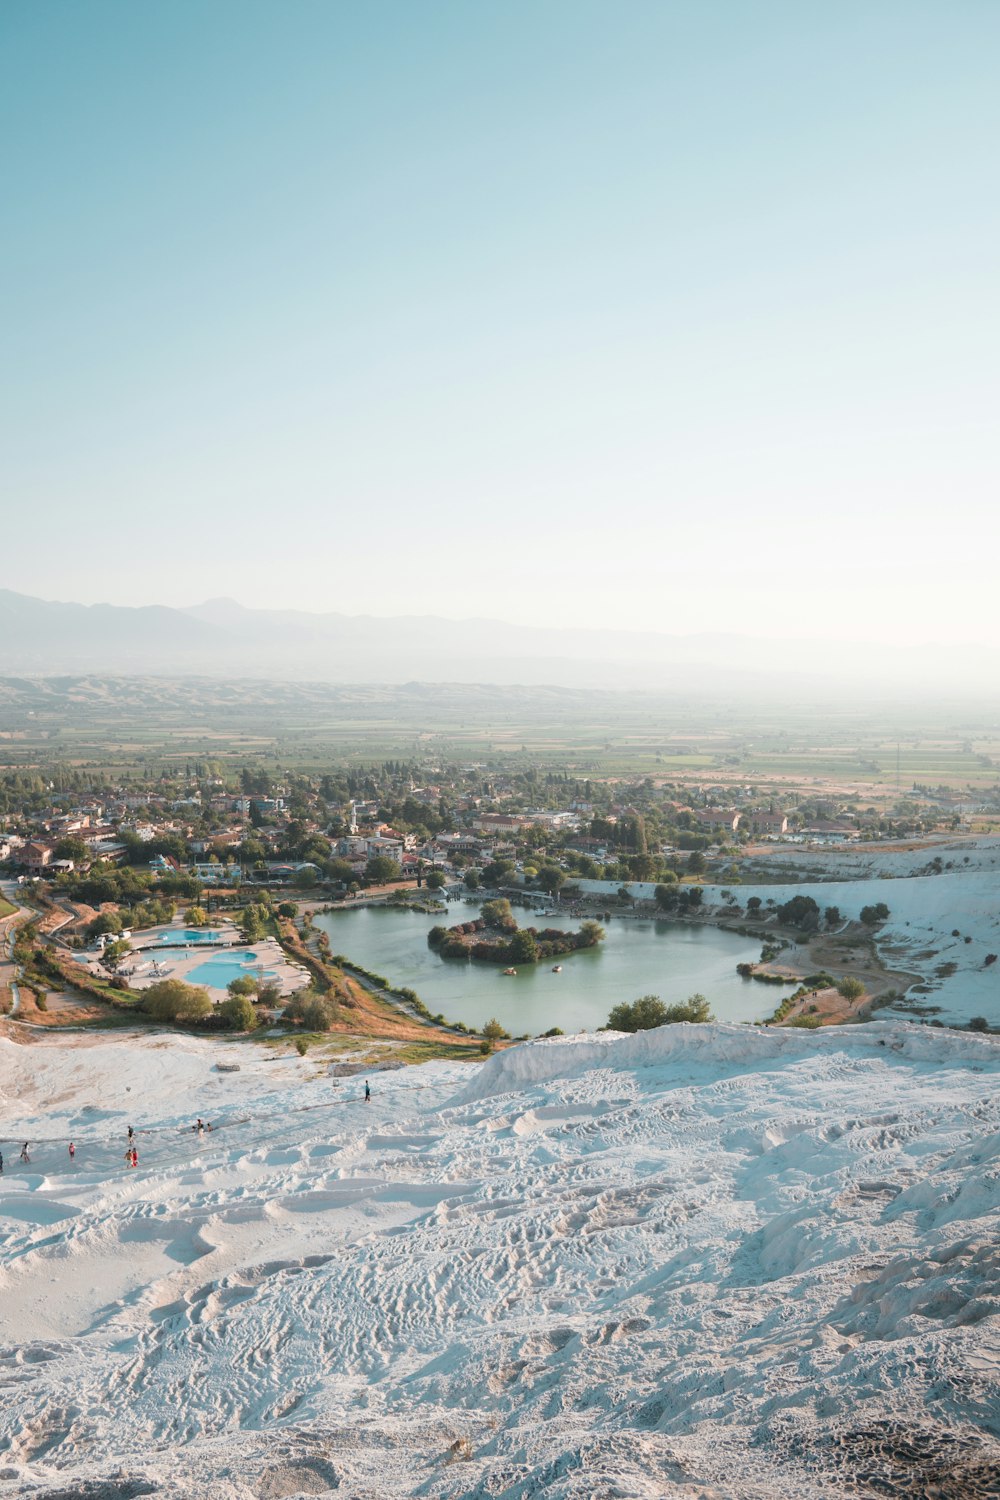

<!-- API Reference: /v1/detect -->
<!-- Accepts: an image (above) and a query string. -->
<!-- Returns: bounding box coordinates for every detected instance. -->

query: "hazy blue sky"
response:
[2,1,998,643]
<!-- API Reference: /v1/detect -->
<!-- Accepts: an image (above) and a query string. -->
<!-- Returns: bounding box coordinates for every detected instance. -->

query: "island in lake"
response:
[427,898,605,966]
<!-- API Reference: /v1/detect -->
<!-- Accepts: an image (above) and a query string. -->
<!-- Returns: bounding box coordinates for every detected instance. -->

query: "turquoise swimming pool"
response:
[186,950,277,990]
[157,929,221,945]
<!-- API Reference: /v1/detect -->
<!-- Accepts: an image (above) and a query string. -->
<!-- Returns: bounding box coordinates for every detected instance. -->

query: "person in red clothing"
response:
[68,1142,76,1161]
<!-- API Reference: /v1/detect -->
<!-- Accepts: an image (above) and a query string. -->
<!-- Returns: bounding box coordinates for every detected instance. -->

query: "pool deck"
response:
[85,921,310,1001]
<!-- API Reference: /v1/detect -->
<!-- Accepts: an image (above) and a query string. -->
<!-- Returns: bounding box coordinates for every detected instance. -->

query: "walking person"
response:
[68,1141,76,1161]
[364,1079,371,1103]
[127,1125,135,1145]
[19,1142,29,1164]
[0,1150,4,1174]
[131,1147,138,1168]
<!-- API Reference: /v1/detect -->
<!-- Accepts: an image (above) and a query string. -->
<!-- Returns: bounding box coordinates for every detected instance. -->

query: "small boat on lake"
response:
[551,965,562,972]
[501,967,517,976]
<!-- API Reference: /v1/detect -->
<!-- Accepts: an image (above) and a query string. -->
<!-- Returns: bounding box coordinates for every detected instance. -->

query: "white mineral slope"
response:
[1,1023,999,1499]
[704,868,1000,1024]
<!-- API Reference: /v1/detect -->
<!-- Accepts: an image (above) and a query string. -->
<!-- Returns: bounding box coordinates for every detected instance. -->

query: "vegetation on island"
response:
[427,898,605,966]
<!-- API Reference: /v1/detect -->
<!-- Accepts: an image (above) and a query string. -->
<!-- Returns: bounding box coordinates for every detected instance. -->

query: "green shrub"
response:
[219,994,257,1031]
[607,993,713,1031]
[142,979,213,1023]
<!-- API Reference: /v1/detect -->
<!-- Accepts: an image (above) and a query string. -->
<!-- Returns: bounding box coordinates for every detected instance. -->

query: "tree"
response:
[655,883,679,913]
[686,851,707,875]
[101,939,132,972]
[277,901,298,918]
[968,1016,990,1032]
[366,855,401,884]
[227,975,258,999]
[142,979,213,1023]
[187,906,210,928]
[293,868,317,890]
[86,912,123,938]
[426,869,447,891]
[860,902,890,927]
[238,902,270,941]
[537,866,566,895]
[824,906,841,929]
[662,993,712,1023]
[607,992,713,1031]
[53,836,89,863]
[579,920,605,947]
[746,896,763,917]
[463,868,481,891]
[283,989,339,1030]
[837,976,865,1001]
[220,994,257,1030]
[777,894,821,931]
[508,928,539,964]
[483,1017,508,1047]
[607,995,667,1032]
[481,898,515,930]
[257,979,282,1006]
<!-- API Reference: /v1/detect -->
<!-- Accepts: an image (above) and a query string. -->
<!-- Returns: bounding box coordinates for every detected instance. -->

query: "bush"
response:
[785,1015,821,1028]
[219,994,258,1031]
[483,1017,509,1041]
[860,902,890,927]
[479,1039,492,1055]
[142,979,213,1023]
[303,996,339,1031]
[837,977,866,1001]
[803,972,835,988]
[607,993,714,1032]
[541,1026,564,1037]
[295,1037,309,1056]
[277,902,298,919]
[227,975,258,999]
[968,1016,990,1032]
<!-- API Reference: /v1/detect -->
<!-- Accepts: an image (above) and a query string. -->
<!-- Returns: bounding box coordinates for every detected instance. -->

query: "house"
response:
[750,812,789,836]
[21,841,54,873]
[473,814,531,834]
[691,810,742,832]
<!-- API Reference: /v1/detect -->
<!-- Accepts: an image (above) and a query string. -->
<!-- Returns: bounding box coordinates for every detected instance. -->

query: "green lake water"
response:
[313,901,774,1034]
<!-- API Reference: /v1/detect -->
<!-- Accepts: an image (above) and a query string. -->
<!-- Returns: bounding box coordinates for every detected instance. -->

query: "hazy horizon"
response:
[3,2,999,647]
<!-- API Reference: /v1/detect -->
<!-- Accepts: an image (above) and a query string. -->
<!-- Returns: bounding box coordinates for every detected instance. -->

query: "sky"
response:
[2,0,999,645]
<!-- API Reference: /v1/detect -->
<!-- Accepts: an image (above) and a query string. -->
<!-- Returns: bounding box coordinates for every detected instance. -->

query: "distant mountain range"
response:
[0,587,996,698]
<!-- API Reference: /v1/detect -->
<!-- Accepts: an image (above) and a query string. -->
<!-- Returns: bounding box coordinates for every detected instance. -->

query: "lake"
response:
[313,901,773,1034]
